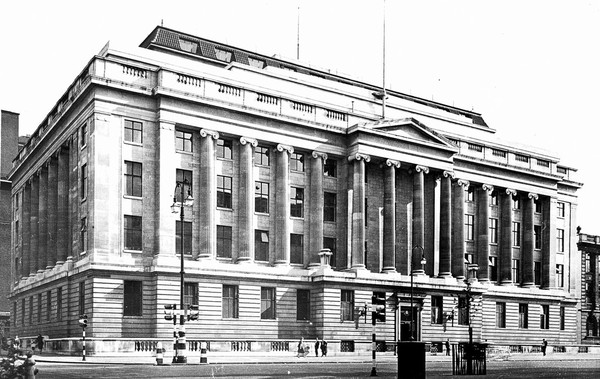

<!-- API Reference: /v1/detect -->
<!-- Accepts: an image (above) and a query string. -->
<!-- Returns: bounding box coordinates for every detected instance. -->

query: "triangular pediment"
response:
[364,117,455,148]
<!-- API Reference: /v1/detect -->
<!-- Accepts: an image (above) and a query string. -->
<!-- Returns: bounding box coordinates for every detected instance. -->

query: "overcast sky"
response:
[1,0,598,232]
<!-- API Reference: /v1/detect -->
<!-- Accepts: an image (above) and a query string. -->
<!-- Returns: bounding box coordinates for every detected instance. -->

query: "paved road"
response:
[34,359,600,378]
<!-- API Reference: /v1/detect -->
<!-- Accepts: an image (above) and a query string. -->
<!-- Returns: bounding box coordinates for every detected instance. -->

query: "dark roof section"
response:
[140,26,490,129]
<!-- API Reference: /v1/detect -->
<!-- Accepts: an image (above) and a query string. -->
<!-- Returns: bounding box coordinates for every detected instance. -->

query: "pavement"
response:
[30,351,600,366]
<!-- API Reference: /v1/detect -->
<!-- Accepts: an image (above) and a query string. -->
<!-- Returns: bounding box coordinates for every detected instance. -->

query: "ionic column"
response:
[30,171,40,275]
[21,180,31,278]
[412,165,429,275]
[542,196,557,288]
[451,179,469,279]
[237,137,257,263]
[521,192,538,287]
[439,171,454,277]
[309,151,327,267]
[198,129,219,260]
[476,184,493,282]
[382,159,400,273]
[274,144,293,265]
[348,153,370,270]
[38,165,49,272]
[56,145,69,264]
[69,133,79,257]
[47,155,58,268]
[500,189,516,285]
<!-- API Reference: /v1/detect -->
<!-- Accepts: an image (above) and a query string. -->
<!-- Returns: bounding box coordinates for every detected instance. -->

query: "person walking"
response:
[297,337,305,358]
[314,338,321,357]
[36,334,44,355]
[320,339,328,357]
[445,339,450,356]
[541,338,548,356]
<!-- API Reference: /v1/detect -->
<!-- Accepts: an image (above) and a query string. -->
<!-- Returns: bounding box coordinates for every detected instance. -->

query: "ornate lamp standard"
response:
[170,178,193,364]
[464,261,479,375]
[410,245,427,341]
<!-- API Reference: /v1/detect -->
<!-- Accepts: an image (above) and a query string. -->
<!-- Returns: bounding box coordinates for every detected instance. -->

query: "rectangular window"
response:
[125,161,142,197]
[81,123,87,147]
[323,237,337,268]
[496,302,506,328]
[431,296,443,324]
[217,138,233,159]
[458,296,468,325]
[248,56,265,69]
[465,214,474,241]
[184,282,198,307]
[466,186,474,202]
[175,221,192,255]
[534,261,542,286]
[489,218,498,244]
[79,282,85,317]
[21,298,25,325]
[534,225,542,249]
[260,287,276,320]
[489,190,498,206]
[175,129,193,152]
[214,47,233,62]
[557,229,565,252]
[124,215,142,250]
[489,256,498,282]
[29,296,33,325]
[290,187,304,218]
[290,153,304,172]
[341,290,354,321]
[254,229,269,261]
[290,233,304,265]
[519,304,528,329]
[255,181,269,213]
[512,195,521,210]
[37,293,42,324]
[534,198,542,213]
[222,285,239,319]
[46,290,51,321]
[512,259,520,283]
[556,264,564,287]
[324,192,337,222]
[80,164,88,200]
[324,159,337,177]
[175,169,193,203]
[254,146,270,166]
[540,305,550,329]
[123,280,143,316]
[560,307,565,330]
[124,120,143,144]
[557,202,565,218]
[217,225,233,258]
[179,39,198,53]
[297,289,310,321]
[512,222,521,247]
[80,217,87,253]
[57,287,63,321]
[217,175,233,209]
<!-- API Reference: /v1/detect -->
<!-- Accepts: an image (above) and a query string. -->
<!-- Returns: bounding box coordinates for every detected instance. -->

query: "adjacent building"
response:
[578,232,600,344]
[8,27,583,355]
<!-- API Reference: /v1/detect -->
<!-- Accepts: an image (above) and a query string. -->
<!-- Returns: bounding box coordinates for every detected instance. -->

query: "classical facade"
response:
[578,232,600,344]
[9,27,583,355]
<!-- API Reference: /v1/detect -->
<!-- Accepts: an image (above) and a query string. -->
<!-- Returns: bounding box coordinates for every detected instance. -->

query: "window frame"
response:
[175,129,193,153]
[290,233,304,265]
[431,295,443,324]
[222,284,239,319]
[496,302,506,328]
[124,119,143,144]
[465,214,475,241]
[254,146,270,166]
[341,290,354,321]
[184,282,199,307]
[124,215,143,251]
[290,152,305,172]
[489,217,498,244]
[217,175,233,209]
[324,192,337,222]
[123,280,143,317]
[296,289,310,321]
[254,181,269,214]
[260,287,276,320]
[124,161,142,197]
[519,303,528,329]
[557,228,565,252]
[217,225,233,258]
[290,187,304,218]
[324,159,337,177]
[540,304,550,329]
[175,220,192,256]
[254,229,269,262]
[512,222,521,247]
[216,138,233,160]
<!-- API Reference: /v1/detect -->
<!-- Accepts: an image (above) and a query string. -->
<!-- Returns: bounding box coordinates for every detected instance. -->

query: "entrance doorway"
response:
[399,306,418,341]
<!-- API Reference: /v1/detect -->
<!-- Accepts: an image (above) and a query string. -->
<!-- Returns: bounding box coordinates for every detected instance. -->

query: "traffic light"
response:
[164,304,176,321]
[355,303,367,329]
[187,305,199,321]
[372,294,386,322]
[78,314,88,328]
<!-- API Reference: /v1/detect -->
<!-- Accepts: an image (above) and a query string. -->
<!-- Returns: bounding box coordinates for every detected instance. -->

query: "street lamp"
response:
[410,245,426,341]
[463,260,479,375]
[171,178,193,364]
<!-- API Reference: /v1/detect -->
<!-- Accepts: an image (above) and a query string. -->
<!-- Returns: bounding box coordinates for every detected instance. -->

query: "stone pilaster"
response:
[542,196,557,288]
[476,184,493,282]
[56,145,69,264]
[412,165,429,275]
[382,159,400,273]
[198,129,219,260]
[500,189,516,285]
[348,153,370,270]
[309,151,327,267]
[274,144,293,265]
[237,137,257,263]
[69,133,79,258]
[521,192,538,287]
[21,180,31,278]
[30,170,40,275]
[47,155,58,268]
[157,122,178,257]
[451,179,469,279]
[439,171,454,277]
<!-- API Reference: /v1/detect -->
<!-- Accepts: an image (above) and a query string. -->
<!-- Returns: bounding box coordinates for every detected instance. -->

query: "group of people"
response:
[297,337,327,358]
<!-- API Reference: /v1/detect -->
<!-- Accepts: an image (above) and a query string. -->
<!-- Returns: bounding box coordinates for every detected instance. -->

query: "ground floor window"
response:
[123,280,142,316]
[261,287,276,319]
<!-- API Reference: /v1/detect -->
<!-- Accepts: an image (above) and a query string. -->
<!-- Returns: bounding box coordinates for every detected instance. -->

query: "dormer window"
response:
[248,56,265,69]
[179,39,198,54]
[215,47,233,63]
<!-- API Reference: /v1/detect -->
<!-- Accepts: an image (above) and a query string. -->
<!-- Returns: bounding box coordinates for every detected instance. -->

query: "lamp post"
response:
[464,261,479,375]
[171,178,193,364]
[410,245,426,341]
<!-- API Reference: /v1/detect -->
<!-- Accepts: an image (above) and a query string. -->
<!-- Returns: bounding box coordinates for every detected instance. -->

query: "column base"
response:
[55,260,65,266]
[382,267,397,274]
[273,260,288,266]
[235,257,253,264]
[520,281,535,288]
[437,272,452,278]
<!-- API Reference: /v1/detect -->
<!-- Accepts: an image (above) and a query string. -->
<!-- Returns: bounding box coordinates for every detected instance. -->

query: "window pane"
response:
[124,215,142,250]
[123,281,142,316]
[222,285,239,318]
[297,289,310,321]
[261,287,276,319]
[255,230,269,261]
[217,225,233,258]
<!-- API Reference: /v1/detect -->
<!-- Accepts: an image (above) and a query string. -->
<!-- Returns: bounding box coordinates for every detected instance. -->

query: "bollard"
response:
[200,341,208,364]
[156,342,164,365]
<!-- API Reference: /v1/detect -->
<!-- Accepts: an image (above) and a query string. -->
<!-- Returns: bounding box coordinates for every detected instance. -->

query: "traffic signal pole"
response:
[371,312,377,376]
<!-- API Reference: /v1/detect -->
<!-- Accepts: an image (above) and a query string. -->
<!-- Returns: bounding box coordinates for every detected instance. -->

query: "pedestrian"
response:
[297,337,305,358]
[320,339,328,357]
[14,335,20,348]
[541,338,547,356]
[21,351,37,379]
[445,339,450,356]
[36,334,44,354]
[314,338,320,357]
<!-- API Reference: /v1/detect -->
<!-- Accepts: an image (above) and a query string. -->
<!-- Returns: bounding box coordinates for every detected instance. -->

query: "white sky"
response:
[1,0,598,232]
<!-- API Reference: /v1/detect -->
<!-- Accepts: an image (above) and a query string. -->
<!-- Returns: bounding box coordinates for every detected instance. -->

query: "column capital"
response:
[240,136,258,147]
[505,188,517,196]
[311,151,328,162]
[276,144,294,154]
[456,179,470,188]
[528,192,539,200]
[443,170,455,179]
[385,159,401,168]
[415,165,429,174]
[200,129,219,140]
[348,153,370,162]
[482,184,494,192]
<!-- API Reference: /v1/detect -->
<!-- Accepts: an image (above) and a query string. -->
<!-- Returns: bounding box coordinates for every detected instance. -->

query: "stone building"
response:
[578,232,600,344]
[8,26,583,355]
